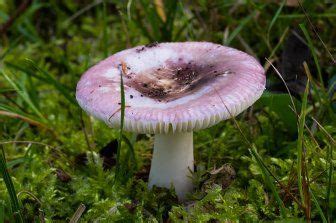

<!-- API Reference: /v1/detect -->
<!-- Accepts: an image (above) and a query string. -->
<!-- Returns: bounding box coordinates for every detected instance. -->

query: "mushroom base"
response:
[148,132,194,201]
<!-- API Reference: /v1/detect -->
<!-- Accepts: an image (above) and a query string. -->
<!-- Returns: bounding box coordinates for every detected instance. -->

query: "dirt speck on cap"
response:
[145,42,159,48]
[136,42,160,53]
[136,47,145,53]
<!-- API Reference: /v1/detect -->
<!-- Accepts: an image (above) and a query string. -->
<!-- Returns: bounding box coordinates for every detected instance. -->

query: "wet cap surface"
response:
[76,42,266,133]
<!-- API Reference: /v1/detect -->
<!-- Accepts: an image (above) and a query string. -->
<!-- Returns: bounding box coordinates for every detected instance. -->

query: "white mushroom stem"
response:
[149,132,194,200]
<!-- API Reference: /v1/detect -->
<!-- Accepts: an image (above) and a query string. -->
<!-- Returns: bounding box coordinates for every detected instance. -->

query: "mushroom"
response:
[76,42,265,200]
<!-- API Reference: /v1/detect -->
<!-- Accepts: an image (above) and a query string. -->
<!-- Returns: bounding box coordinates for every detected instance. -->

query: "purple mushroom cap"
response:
[76,42,265,134]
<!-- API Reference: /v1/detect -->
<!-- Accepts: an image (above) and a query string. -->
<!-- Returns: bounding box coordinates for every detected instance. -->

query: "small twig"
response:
[309,168,329,184]
[69,204,86,223]
[108,105,131,122]
[0,140,53,149]
[17,190,46,222]
[0,110,45,127]
[17,190,42,205]
[17,190,45,223]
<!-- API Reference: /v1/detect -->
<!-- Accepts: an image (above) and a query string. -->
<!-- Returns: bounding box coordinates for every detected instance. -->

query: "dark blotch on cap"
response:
[126,60,229,102]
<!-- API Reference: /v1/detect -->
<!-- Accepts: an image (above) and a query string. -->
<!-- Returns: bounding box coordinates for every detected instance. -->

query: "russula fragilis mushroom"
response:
[76,42,265,200]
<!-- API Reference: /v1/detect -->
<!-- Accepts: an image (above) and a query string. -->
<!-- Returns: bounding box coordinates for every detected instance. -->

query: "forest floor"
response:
[0,1,335,222]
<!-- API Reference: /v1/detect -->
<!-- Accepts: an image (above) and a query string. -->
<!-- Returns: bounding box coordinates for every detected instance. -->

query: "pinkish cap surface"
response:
[76,42,266,134]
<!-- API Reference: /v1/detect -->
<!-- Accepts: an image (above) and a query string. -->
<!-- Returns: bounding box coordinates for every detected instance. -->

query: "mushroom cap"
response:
[76,42,265,134]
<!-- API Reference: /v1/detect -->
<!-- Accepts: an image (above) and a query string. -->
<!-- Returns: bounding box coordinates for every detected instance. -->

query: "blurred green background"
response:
[0,0,335,222]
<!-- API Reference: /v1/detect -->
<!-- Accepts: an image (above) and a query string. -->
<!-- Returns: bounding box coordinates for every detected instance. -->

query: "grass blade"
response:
[162,0,178,41]
[310,189,327,223]
[102,0,108,57]
[115,63,126,181]
[139,0,161,40]
[6,60,75,104]
[216,87,288,218]
[249,146,287,218]
[25,59,77,104]
[224,9,258,45]
[63,0,103,26]
[299,23,323,87]
[297,1,335,64]
[0,36,22,60]
[0,200,4,223]
[122,134,137,170]
[0,148,24,223]
[297,80,309,205]
[154,0,166,22]
[267,0,285,41]
[6,59,75,103]
[326,143,333,221]
[0,71,46,121]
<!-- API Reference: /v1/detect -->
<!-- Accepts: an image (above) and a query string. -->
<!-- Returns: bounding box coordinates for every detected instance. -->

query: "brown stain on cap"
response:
[126,60,232,102]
